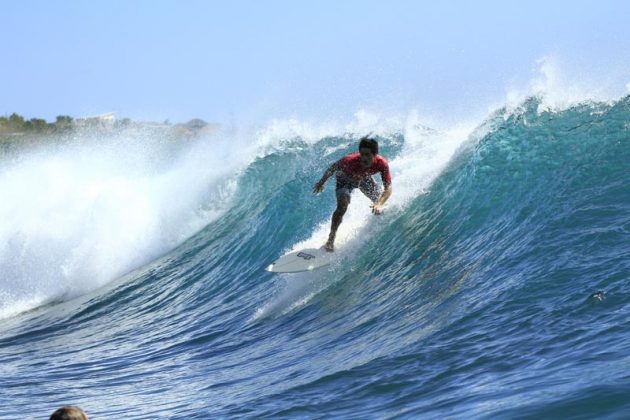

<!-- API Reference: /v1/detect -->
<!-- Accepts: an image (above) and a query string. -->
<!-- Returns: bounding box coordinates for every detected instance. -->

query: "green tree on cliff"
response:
[55,115,73,131]
[8,113,25,131]
[29,118,49,132]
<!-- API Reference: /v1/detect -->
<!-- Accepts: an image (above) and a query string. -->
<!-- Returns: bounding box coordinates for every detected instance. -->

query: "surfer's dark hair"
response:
[359,137,378,155]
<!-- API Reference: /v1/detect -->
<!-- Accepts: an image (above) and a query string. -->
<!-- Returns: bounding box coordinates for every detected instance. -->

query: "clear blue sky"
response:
[2,0,629,124]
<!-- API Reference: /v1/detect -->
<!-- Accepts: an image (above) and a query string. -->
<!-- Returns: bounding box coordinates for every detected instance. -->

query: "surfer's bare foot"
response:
[324,241,335,252]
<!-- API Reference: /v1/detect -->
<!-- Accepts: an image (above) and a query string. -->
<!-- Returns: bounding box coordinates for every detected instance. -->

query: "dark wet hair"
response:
[359,137,378,155]
[50,406,88,420]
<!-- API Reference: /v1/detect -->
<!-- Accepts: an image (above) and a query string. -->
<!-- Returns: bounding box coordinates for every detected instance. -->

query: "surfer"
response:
[313,136,392,252]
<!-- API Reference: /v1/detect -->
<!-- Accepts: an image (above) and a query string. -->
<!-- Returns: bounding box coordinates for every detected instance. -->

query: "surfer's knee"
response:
[334,205,348,218]
[332,204,349,225]
[336,198,350,213]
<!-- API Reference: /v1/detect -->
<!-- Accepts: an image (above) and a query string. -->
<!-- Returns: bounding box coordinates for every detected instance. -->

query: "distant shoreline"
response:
[0,112,219,152]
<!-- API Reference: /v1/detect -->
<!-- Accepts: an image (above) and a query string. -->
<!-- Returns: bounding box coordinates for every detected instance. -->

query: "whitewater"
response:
[0,89,628,417]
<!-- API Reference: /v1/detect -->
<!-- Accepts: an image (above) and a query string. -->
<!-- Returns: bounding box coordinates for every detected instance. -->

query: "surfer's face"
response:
[359,147,375,168]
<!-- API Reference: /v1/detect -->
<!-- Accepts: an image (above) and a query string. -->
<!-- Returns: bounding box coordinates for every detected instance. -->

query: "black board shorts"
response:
[335,171,381,203]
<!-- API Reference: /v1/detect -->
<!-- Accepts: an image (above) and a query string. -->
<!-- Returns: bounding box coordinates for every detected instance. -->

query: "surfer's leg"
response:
[326,189,351,251]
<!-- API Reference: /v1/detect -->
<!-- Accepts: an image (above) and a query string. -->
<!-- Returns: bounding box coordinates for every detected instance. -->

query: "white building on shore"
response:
[73,112,116,128]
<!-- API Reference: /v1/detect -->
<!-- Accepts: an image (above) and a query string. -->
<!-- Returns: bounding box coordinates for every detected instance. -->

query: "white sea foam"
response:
[0,130,248,319]
[252,109,409,156]
[503,55,625,114]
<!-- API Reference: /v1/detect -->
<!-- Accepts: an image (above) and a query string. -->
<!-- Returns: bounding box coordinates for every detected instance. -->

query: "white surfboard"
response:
[267,247,335,273]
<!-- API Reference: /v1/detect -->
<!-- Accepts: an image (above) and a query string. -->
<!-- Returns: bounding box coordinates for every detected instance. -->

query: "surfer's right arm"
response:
[313,162,338,194]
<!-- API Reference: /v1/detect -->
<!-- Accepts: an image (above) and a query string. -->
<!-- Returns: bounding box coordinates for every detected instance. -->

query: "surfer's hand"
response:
[371,203,384,215]
[313,181,324,194]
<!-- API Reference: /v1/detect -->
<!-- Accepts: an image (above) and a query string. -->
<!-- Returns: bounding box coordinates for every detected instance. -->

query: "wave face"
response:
[0,97,629,418]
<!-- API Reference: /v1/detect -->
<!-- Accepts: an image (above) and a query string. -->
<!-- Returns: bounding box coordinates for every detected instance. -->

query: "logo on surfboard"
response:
[297,252,316,260]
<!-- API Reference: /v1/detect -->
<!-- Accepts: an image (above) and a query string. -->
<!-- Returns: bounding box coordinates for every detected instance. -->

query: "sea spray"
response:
[0,129,243,319]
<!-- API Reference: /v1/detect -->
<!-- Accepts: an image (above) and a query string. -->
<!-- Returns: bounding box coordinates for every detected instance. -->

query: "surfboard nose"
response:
[267,248,335,273]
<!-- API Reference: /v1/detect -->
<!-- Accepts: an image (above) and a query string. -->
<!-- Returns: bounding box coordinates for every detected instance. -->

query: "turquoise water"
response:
[0,97,628,418]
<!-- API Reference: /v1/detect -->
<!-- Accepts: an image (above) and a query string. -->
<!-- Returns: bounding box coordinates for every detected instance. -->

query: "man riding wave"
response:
[313,136,392,251]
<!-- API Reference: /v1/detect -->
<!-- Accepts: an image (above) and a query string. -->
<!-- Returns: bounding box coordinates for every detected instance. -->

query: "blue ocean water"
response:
[0,96,628,418]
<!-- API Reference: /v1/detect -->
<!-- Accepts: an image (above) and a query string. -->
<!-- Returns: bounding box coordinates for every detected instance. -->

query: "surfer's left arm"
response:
[371,162,392,214]
[371,183,392,214]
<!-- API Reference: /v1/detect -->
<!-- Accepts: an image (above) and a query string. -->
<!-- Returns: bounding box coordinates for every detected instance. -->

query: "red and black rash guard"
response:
[334,153,391,186]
